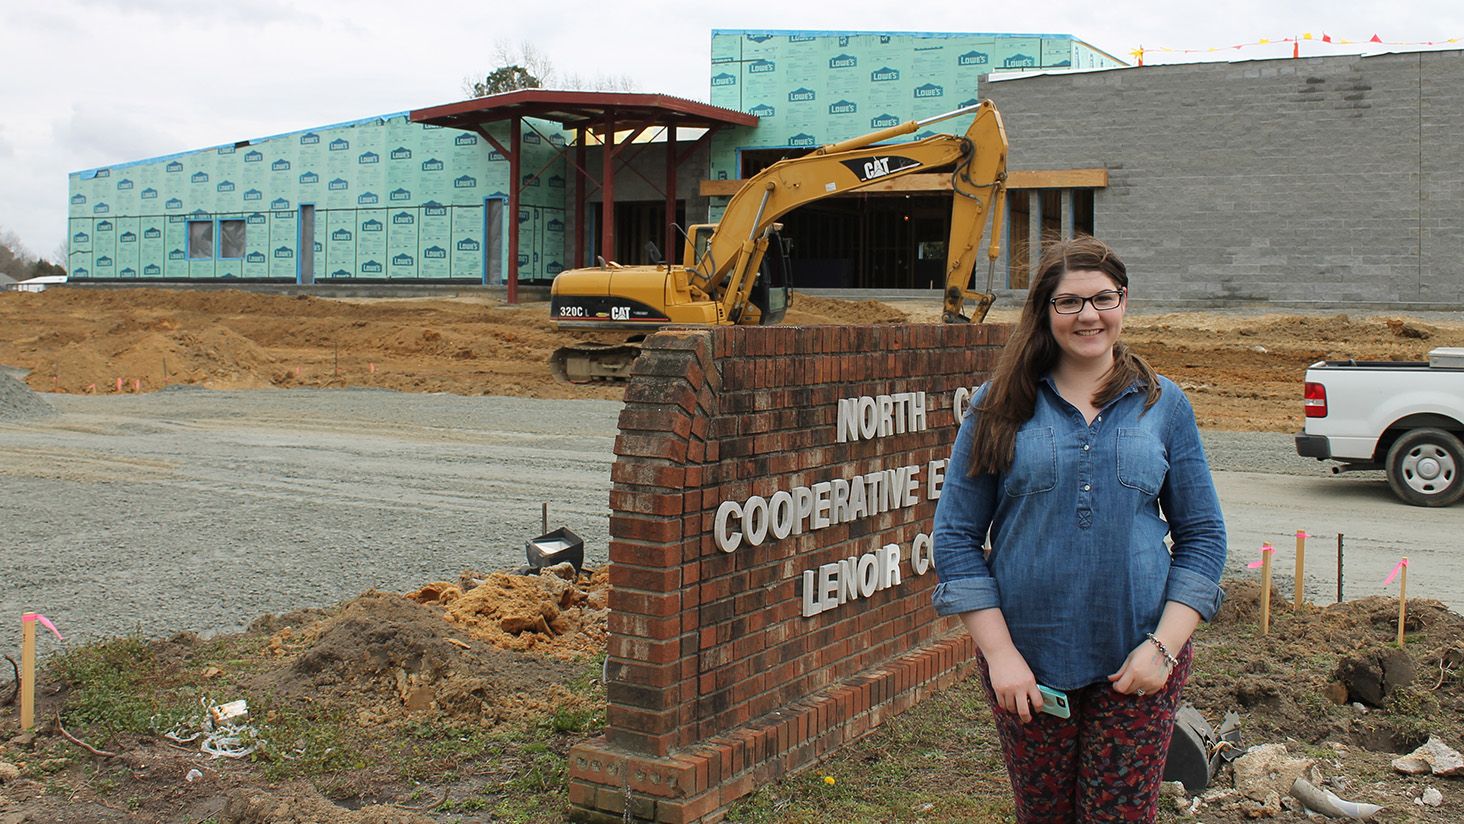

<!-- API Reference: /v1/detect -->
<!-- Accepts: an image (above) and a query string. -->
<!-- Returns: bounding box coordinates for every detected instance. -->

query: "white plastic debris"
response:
[1290,778,1384,821]
[163,697,263,760]
[209,699,249,725]
[185,768,203,783]
[1416,787,1443,807]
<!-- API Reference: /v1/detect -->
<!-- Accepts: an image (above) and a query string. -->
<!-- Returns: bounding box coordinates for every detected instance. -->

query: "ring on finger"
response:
[1136,688,1146,696]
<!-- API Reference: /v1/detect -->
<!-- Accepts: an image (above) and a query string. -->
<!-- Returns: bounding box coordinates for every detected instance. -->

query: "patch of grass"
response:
[247,698,372,781]
[48,636,196,742]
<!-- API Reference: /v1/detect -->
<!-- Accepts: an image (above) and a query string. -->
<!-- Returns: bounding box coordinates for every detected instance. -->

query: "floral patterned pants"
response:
[977,642,1193,823]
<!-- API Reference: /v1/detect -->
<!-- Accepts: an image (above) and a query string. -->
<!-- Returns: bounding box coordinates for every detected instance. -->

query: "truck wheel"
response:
[1385,428,1464,507]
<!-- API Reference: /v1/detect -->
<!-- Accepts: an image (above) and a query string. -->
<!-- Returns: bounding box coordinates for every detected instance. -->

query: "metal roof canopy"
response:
[410,91,758,303]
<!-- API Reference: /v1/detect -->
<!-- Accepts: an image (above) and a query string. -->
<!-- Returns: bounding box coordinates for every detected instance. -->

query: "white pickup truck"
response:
[1296,347,1464,506]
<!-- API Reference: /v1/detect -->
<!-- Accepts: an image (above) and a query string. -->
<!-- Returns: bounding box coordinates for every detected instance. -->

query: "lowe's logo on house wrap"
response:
[454,134,477,146]
[217,180,235,193]
[517,254,529,266]
[272,159,291,171]
[456,238,479,252]
[871,67,900,82]
[299,171,320,185]
[93,202,109,214]
[95,169,110,178]
[141,188,158,200]
[191,172,209,184]
[749,103,776,118]
[121,267,137,278]
[329,138,349,151]
[549,134,566,147]
[390,147,412,160]
[244,150,263,163]
[361,260,383,274]
[424,245,446,260]
[392,211,414,225]
[546,218,565,232]
[144,264,161,276]
[271,198,290,210]
[959,50,990,66]
[328,178,348,191]
[523,132,542,145]
[547,261,564,275]
[166,161,184,173]
[838,35,851,47]
[959,98,980,109]
[166,198,183,210]
[745,33,774,43]
[547,174,565,188]
[788,133,816,148]
[96,256,113,268]
[829,53,857,69]
[73,267,89,277]
[71,194,86,205]
[423,202,446,217]
[829,100,857,115]
[217,145,234,155]
[518,210,529,224]
[274,246,293,259]
[300,133,320,145]
[332,228,353,242]
[362,219,383,232]
[329,269,351,278]
[454,175,476,188]
[120,231,137,243]
[245,252,266,264]
[144,227,161,239]
[788,33,815,42]
[487,150,505,162]
[522,174,540,187]
[246,213,266,225]
[914,83,944,98]
[711,73,737,87]
[97,220,113,232]
[117,179,133,190]
[168,249,185,260]
[73,231,89,244]
[391,253,414,267]
[748,59,775,74]
[421,158,444,172]
[358,192,379,205]
[871,113,900,129]
[390,188,410,201]
[1004,53,1036,68]
[788,88,815,102]
[359,151,379,164]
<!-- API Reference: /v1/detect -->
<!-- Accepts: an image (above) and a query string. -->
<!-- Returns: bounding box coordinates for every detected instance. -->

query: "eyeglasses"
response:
[1050,289,1125,314]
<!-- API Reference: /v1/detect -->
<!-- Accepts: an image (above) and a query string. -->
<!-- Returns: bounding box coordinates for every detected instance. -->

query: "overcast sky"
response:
[2,1,1460,264]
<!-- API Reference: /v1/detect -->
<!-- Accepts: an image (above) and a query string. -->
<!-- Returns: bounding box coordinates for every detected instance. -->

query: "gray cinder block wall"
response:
[983,50,1464,307]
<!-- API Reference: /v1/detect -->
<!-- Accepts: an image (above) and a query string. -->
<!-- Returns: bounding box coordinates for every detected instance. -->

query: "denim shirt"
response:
[931,374,1227,691]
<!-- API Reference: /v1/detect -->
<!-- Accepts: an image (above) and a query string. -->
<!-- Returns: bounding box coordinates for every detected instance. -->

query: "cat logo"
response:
[841,155,922,182]
[870,67,900,82]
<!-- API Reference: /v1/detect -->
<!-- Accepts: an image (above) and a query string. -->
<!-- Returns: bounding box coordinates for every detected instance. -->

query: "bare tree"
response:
[0,228,31,279]
[463,39,637,97]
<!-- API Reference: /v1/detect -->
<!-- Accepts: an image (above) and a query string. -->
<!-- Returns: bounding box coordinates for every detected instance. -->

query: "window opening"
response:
[219,220,246,259]
[187,220,213,259]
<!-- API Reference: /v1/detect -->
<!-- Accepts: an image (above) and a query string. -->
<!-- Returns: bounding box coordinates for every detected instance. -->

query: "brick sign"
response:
[569,322,1008,823]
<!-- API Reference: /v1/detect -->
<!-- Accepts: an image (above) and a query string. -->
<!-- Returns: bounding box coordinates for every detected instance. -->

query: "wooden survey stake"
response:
[1397,557,1409,647]
[1294,531,1308,609]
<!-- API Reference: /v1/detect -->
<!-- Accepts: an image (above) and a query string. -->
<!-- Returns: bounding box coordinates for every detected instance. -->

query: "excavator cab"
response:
[748,230,791,325]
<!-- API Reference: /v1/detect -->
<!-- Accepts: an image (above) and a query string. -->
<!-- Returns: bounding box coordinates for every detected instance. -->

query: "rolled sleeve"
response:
[1164,565,1226,621]
[1158,381,1229,622]
[931,393,999,616]
[932,577,1002,615]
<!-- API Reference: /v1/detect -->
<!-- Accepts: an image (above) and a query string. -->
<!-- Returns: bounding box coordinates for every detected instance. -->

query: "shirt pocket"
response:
[1004,426,1057,497]
[1117,428,1169,496]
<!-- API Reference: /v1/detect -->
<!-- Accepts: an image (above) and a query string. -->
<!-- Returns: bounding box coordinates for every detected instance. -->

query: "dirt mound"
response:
[222,784,431,823]
[0,370,53,421]
[785,293,908,324]
[408,565,610,660]
[256,590,587,725]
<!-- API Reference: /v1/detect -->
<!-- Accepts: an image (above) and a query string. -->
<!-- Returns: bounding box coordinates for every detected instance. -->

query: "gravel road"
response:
[0,390,1452,651]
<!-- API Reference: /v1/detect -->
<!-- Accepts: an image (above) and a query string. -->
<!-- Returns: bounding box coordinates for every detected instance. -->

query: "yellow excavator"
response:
[549,100,1009,382]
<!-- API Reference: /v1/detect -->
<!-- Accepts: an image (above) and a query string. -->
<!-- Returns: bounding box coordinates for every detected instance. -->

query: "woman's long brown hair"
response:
[968,236,1160,476]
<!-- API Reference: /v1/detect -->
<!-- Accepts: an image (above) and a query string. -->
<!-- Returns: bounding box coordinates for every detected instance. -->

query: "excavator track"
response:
[549,341,644,383]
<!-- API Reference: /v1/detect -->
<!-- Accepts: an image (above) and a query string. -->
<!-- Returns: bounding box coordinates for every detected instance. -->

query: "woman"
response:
[932,236,1226,822]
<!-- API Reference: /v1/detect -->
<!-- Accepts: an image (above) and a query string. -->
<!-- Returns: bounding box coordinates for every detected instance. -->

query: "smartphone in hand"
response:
[1036,685,1071,719]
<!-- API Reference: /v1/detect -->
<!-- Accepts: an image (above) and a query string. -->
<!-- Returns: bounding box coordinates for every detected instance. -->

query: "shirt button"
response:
[1096,415,1102,422]
[1082,444,1090,451]
[1083,484,1092,491]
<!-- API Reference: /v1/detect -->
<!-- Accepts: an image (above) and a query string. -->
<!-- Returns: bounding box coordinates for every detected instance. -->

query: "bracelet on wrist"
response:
[1146,632,1179,670]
